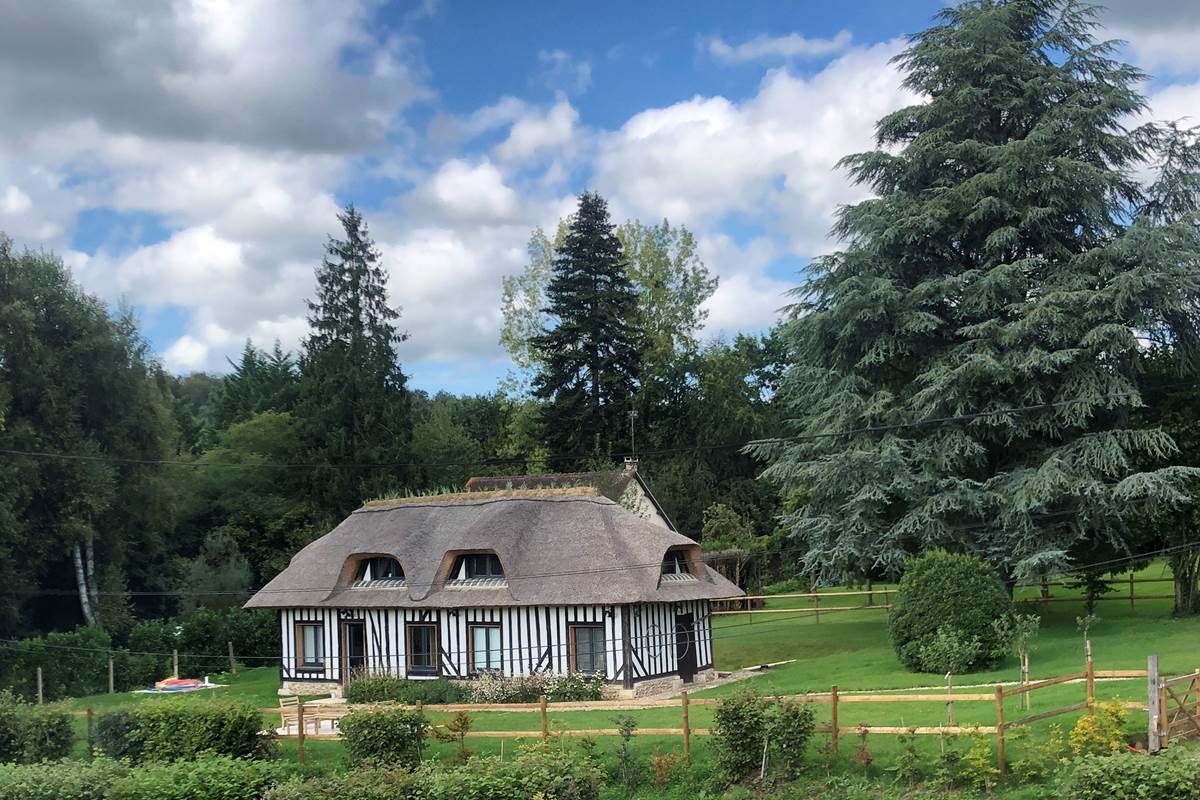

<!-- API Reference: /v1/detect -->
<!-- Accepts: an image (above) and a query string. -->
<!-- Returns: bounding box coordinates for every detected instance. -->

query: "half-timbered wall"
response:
[279,600,712,684]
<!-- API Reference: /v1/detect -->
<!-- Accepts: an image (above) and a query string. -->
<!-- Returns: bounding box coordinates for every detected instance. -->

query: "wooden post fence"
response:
[228,641,237,675]
[296,702,306,764]
[86,709,94,758]
[813,592,820,624]
[172,649,179,679]
[1147,655,1161,753]
[36,666,42,705]
[1086,658,1095,714]
[681,691,691,760]
[539,695,548,744]
[830,685,839,757]
[1129,573,1135,611]
[946,673,955,725]
[108,656,114,694]
[994,685,1006,774]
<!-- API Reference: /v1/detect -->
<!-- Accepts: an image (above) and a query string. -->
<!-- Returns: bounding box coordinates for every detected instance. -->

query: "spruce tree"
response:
[532,191,642,457]
[297,206,411,519]
[757,0,1200,584]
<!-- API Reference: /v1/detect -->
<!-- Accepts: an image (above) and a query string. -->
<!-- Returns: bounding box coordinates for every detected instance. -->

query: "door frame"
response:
[674,613,697,683]
[339,619,367,687]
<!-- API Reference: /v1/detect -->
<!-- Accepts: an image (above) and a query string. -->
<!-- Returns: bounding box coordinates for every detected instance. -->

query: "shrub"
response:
[105,756,288,800]
[123,620,176,689]
[18,707,73,763]
[888,550,1014,673]
[544,673,605,703]
[264,765,424,800]
[1068,750,1200,800]
[0,628,113,702]
[1010,724,1067,784]
[345,674,465,705]
[711,689,770,783]
[0,692,72,764]
[770,698,816,778]
[958,731,998,793]
[95,711,144,763]
[338,707,427,766]
[434,746,602,800]
[1069,702,1126,757]
[0,758,130,800]
[134,702,272,762]
[916,625,983,674]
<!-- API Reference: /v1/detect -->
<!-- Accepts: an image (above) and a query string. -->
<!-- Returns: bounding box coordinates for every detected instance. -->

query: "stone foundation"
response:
[280,680,341,698]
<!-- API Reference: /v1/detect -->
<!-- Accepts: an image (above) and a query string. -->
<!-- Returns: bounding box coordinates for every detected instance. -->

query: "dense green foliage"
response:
[0,758,130,800]
[130,702,273,762]
[0,692,73,764]
[710,689,815,784]
[758,0,1200,586]
[1068,750,1200,800]
[888,550,1013,672]
[337,707,428,766]
[344,675,466,705]
[94,711,143,763]
[104,756,288,800]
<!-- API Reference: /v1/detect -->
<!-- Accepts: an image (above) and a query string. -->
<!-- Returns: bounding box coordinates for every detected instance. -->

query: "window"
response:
[451,553,504,580]
[469,624,501,674]
[662,550,691,575]
[354,556,404,585]
[569,624,605,674]
[406,623,438,676]
[295,622,325,671]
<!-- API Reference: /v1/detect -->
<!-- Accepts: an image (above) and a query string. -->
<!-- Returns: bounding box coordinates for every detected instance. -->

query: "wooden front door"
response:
[340,620,367,686]
[674,613,697,683]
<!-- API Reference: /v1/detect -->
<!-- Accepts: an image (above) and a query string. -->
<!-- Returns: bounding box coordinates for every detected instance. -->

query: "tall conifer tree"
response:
[758,0,1200,584]
[533,191,642,457]
[298,206,411,519]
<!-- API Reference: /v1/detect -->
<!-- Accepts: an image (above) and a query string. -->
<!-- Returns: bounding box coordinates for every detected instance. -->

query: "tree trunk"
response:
[85,535,99,617]
[73,543,98,627]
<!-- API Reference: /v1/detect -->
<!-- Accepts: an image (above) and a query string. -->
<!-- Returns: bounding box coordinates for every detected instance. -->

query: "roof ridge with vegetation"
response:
[360,485,602,510]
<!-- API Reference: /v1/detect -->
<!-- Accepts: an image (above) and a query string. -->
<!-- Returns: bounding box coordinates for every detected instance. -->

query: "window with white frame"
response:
[469,624,501,673]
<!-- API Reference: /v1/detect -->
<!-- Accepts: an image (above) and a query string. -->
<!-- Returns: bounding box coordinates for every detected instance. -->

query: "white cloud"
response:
[535,49,592,95]
[1,186,31,214]
[595,40,914,255]
[494,99,582,162]
[1097,0,1200,75]
[407,159,520,224]
[702,30,853,63]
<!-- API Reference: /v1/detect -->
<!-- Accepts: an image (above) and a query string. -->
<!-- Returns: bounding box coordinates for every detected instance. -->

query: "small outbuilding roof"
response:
[245,487,741,609]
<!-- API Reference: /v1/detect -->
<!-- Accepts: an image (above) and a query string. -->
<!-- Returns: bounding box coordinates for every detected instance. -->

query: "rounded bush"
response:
[888,550,1014,673]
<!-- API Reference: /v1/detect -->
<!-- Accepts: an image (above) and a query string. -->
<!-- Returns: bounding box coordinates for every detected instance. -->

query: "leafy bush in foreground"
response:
[0,692,73,764]
[1068,750,1200,800]
[467,672,604,703]
[338,707,427,766]
[0,758,129,800]
[105,756,288,800]
[888,550,1013,673]
[95,710,144,763]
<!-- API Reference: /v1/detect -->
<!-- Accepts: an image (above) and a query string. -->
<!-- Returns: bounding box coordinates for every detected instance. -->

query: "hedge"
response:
[105,756,288,800]
[338,707,427,766]
[131,702,274,762]
[1068,750,1200,800]
[0,759,130,800]
[344,675,466,705]
[0,692,73,764]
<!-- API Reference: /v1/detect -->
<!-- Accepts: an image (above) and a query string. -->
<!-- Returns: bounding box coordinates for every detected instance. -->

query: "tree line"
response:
[3,0,1200,642]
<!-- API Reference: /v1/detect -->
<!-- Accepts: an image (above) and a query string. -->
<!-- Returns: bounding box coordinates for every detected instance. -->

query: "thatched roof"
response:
[245,488,741,609]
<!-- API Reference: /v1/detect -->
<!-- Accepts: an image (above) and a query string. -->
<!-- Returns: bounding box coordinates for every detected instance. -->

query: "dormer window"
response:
[662,549,697,582]
[352,556,405,587]
[447,553,505,586]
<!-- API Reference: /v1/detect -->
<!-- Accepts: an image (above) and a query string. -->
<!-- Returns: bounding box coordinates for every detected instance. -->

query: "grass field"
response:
[54,563,1200,782]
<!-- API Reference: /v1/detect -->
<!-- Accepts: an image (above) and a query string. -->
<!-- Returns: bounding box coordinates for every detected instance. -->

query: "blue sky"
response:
[1,0,1198,394]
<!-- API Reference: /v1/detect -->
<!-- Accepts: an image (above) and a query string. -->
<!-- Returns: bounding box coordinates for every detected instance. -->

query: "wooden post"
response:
[1021,652,1030,711]
[830,685,839,757]
[1159,682,1169,749]
[946,673,955,725]
[866,578,874,607]
[1040,576,1049,606]
[415,699,423,712]
[1129,572,1135,611]
[86,709,94,758]
[1148,654,1161,754]
[813,592,820,624]
[681,690,691,760]
[108,656,114,694]
[296,702,306,764]
[994,685,1006,775]
[172,649,179,679]
[539,695,549,744]
[36,666,42,705]
[228,641,237,675]
[1086,658,1095,715]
